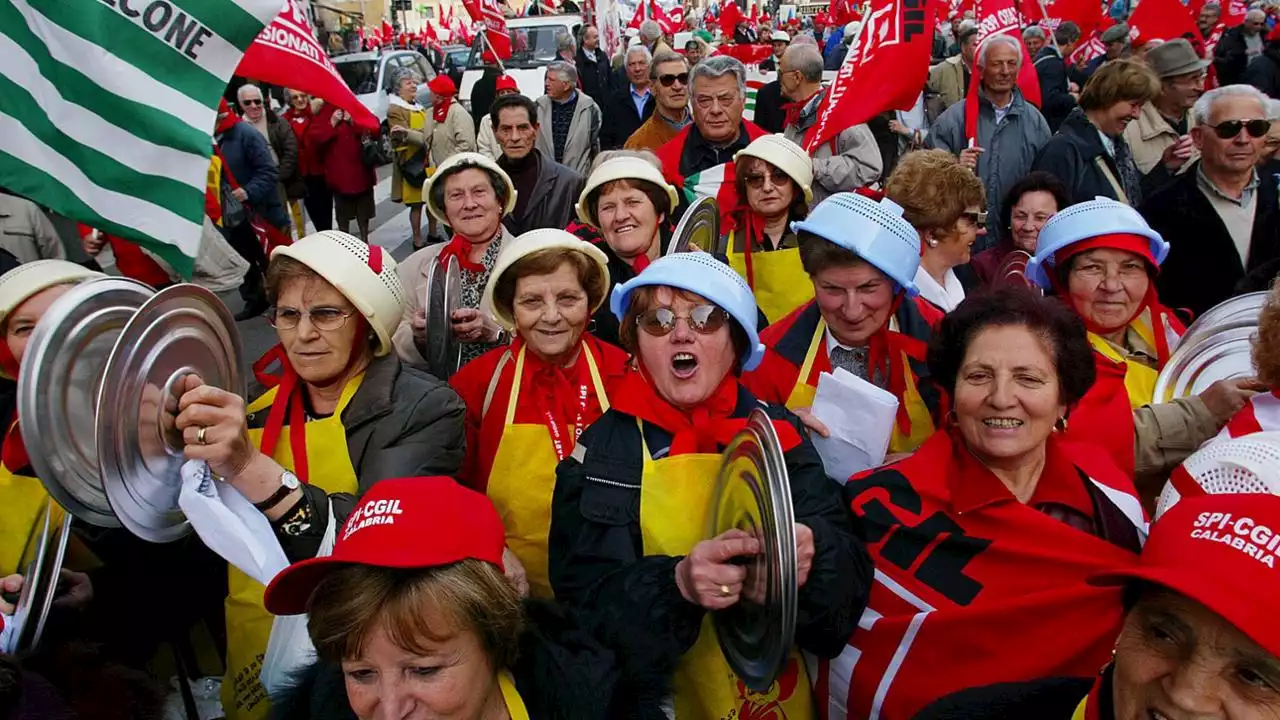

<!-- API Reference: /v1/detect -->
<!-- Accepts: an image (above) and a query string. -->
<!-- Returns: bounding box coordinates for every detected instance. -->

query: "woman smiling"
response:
[449,229,628,599]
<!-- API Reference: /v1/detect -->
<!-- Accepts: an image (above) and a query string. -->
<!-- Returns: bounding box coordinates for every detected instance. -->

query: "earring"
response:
[1054,416,1068,432]
[945,409,957,425]
[927,237,939,248]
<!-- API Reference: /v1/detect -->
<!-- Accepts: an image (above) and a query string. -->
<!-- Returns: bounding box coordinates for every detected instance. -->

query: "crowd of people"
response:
[7,0,1280,719]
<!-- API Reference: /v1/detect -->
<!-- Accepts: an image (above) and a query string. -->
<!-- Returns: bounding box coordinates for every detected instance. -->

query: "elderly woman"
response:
[549,252,870,718]
[265,476,640,719]
[970,171,1070,288]
[884,149,986,313]
[449,230,629,599]
[744,191,943,454]
[387,68,429,249]
[394,152,518,373]
[174,230,465,720]
[723,134,816,323]
[574,154,680,346]
[1027,197,1253,496]
[1032,59,1161,207]
[824,286,1146,719]
[426,74,476,166]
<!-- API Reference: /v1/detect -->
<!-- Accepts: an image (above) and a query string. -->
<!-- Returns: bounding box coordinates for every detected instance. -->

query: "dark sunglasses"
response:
[240,98,263,107]
[1208,118,1272,139]
[658,72,690,87]
[636,304,729,336]
[961,210,988,229]
[744,169,790,189]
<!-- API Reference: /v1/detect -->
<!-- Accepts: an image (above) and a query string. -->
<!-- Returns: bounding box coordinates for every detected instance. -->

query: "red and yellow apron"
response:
[485,345,609,600]
[1065,331,1161,480]
[724,229,814,325]
[0,462,62,577]
[221,375,363,720]
[637,421,814,720]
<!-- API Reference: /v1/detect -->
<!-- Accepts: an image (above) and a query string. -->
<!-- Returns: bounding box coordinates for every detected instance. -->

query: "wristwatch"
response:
[255,470,301,512]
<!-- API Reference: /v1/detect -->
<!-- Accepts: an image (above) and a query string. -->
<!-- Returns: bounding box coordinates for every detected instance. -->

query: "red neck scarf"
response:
[214,98,240,136]
[0,343,28,473]
[609,367,800,455]
[433,97,454,123]
[781,88,821,129]
[438,234,490,273]
[729,207,786,289]
[429,76,458,123]
[519,339,600,461]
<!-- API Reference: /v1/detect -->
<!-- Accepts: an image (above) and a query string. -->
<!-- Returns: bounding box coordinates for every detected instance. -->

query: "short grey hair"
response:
[782,43,823,82]
[1248,7,1267,20]
[640,19,662,40]
[649,50,688,78]
[1202,1,1222,13]
[556,31,576,52]
[1022,26,1046,41]
[430,161,512,221]
[237,83,263,101]
[690,54,746,96]
[1193,83,1270,125]
[547,60,578,83]
[625,43,653,64]
[790,33,818,48]
[977,34,1024,69]
[392,66,423,87]
[1269,98,1280,120]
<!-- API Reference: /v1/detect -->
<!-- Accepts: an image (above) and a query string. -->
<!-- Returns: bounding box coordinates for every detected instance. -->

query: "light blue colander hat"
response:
[1027,196,1168,289]
[790,192,922,296]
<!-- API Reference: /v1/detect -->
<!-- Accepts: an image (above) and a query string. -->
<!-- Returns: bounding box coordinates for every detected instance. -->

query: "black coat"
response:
[600,85,656,149]
[1214,25,1253,87]
[576,46,614,103]
[1244,42,1280,97]
[498,149,586,236]
[1033,46,1078,133]
[752,79,786,133]
[1145,161,1280,318]
[1032,108,1133,205]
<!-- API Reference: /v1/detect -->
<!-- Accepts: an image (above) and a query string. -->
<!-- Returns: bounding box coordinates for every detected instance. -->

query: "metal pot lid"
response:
[18,276,155,528]
[424,254,462,380]
[98,285,244,544]
[668,196,720,255]
[1177,291,1267,352]
[993,250,1035,291]
[709,408,798,692]
[1154,325,1256,404]
[2,500,71,654]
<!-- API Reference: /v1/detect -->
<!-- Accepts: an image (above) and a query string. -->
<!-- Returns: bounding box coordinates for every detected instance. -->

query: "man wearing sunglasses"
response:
[624,51,692,151]
[1144,84,1280,318]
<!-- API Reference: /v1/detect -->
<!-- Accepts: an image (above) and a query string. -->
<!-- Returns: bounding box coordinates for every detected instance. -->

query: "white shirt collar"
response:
[913,266,965,312]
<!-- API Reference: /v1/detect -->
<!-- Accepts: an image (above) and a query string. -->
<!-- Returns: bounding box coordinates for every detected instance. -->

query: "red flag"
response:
[1025,0,1102,38]
[425,22,439,42]
[749,3,760,23]
[653,3,681,35]
[714,43,775,64]
[805,0,936,152]
[718,0,747,38]
[237,0,380,131]
[628,1,647,29]
[669,6,685,29]
[965,0,1041,145]
[382,19,394,40]
[1128,0,1197,46]
[1224,0,1249,26]
[462,0,512,59]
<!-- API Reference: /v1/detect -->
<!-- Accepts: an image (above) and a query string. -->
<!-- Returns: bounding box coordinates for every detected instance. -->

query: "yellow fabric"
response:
[725,230,814,324]
[784,317,934,454]
[288,200,305,241]
[1089,331,1159,409]
[498,670,531,720]
[1071,695,1088,720]
[486,345,609,600]
[399,107,427,205]
[636,422,814,720]
[221,374,364,720]
[207,155,224,228]
[0,462,63,577]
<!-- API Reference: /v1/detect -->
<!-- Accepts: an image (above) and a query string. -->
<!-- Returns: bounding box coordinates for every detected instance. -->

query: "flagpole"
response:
[478,24,507,72]
[1036,0,1060,52]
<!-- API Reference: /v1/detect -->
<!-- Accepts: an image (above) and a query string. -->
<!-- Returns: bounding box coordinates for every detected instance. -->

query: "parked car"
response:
[457,14,584,109]
[333,49,437,123]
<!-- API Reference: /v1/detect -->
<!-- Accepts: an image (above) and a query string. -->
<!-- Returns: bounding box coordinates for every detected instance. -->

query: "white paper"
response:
[261,503,337,697]
[809,368,900,482]
[177,461,290,586]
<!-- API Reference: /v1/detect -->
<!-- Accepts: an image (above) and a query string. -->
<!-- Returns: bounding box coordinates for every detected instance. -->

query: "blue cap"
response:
[610,252,765,371]
[1027,197,1169,288]
[790,192,922,296]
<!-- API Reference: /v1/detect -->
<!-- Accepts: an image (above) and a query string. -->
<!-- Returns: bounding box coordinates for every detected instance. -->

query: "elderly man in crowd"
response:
[1082,23,1131,81]
[493,94,584,234]
[0,191,64,262]
[685,37,706,66]
[1200,1,1223,40]
[237,83,299,222]
[931,33,1051,250]
[1215,8,1268,86]
[601,45,656,149]
[625,50,692,151]
[1035,21,1082,132]
[535,61,602,174]
[781,43,883,201]
[1124,39,1208,194]
[1022,26,1047,57]
[556,31,576,63]
[576,25,613,101]
[1143,85,1280,317]
[929,21,978,110]
[639,19,671,55]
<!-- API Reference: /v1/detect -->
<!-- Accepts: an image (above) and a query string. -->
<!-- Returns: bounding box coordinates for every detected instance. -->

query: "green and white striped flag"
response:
[0,0,285,277]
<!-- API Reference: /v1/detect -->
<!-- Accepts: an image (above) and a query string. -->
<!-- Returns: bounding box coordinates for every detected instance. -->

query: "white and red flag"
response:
[462,0,512,59]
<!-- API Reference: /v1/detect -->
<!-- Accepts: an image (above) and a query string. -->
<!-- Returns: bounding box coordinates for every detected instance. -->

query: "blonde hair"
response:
[883,149,986,234]
[1079,59,1160,111]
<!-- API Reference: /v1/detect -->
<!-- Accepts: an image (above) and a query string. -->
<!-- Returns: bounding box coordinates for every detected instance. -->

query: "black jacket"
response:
[576,46,614,103]
[1244,41,1280,97]
[600,85,656,149]
[1032,107,1137,205]
[1214,25,1253,87]
[498,149,585,236]
[913,676,1095,720]
[270,601,664,720]
[1144,161,1280,318]
[549,385,872,715]
[752,79,786,133]
[1033,46,1077,133]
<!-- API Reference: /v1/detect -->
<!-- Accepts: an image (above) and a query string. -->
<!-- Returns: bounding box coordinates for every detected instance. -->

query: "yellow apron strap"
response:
[1071,694,1088,720]
[482,350,514,420]
[583,344,610,412]
[796,317,827,387]
[504,346,528,425]
[498,671,531,720]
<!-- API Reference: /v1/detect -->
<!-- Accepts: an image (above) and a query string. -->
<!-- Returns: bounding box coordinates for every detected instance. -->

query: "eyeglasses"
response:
[240,98,263,107]
[1207,118,1272,139]
[960,210,988,229]
[636,304,730,336]
[744,169,791,189]
[658,72,689,87]
[268,307,357,331]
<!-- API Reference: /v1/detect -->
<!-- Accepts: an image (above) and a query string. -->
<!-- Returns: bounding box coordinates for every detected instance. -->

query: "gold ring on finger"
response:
[196,426,208,445]
[719,584,731,597]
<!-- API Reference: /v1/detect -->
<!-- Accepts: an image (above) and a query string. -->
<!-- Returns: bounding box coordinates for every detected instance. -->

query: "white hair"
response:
[236,83,263,101]
[547,60,578,83]
[977,34,1024,69]
[1270,98,1280,120]
[640,19,662,40]
[690,54,746,96]
[1248,8,1267,20]
[625,43,653,63]
[1193,84,1270,125]
[1022,26,1047,41]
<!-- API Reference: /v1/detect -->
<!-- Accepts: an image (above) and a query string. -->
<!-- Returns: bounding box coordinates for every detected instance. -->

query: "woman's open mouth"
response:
[983,417,1024,429]
[671,352,699,379]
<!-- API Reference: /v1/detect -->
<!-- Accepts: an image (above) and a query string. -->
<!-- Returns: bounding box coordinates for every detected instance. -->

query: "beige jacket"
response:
[928,55,967,112]
[1123,101,1197,175]
[429,101,478,166]
[1133,397,1221,507]
[478,112,502,160]
[387,96,428,204]
[0,195,65,263]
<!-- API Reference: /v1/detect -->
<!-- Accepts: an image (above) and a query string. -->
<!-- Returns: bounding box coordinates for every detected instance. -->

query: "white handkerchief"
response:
[809,368,900,482]
[177,461,290,586]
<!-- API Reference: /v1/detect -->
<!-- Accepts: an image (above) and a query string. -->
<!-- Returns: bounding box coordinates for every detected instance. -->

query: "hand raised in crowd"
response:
[959,146,984,171]
[175,373,257,480]
[887,119,911,137]
[1199,377,1265,423]
[451,308,501,344]
[81,229,106,256]
[1161,135,1195,173]
[676,529,761,610]
[502,547,529,598]
[0,574,22,615]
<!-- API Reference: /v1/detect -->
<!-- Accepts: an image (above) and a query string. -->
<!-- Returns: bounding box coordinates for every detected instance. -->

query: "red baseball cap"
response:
[1091,493,1280,658]
[264,476,506,616]
[495,74,519,92]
